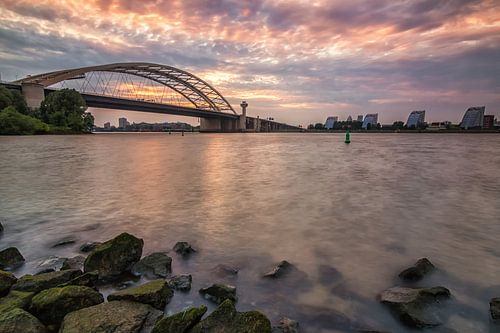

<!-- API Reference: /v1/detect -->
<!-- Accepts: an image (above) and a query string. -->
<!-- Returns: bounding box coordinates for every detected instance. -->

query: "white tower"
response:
[239,101,248,131]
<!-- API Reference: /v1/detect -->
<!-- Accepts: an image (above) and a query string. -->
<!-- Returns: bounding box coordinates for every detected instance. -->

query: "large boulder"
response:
[199,284,237,304]
[380,286,451,328]
[84,232,143,281]
[12,269,82,293]
[491,297,500,321]
[0,271,17,297]
[107,279,173,310]
[167,274,192,291]
[131,252,172,278]
[152,306,207,333]
[190,299,272,333]
[398,258,435,281]
[0,308,46,333]
[0,247,25,270]
[30,285,104,326]
[59,300,162,333]
[0,290,35,312]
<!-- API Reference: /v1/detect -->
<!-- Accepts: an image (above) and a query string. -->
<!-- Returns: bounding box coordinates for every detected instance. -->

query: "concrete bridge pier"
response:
[21,83,45,109]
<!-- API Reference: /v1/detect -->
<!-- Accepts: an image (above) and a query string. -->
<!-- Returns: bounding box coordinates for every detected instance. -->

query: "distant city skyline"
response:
[1,1,499,125]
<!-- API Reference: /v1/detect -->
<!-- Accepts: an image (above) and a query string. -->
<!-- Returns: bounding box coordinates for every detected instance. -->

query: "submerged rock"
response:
[30,285,104,326]
[107,279,173,310]
[0,308,46,333]
[79,241,102,253]
[212,264,238,277]
[0,247,25,270]
[491,298,500,320]
[0,290,35,312]
[199,284,237,304]
[152,306,207,333]
[59,300,162,333]
[190,299,272,333]
[0,222,3,234]
[173,241,196,256]
[380,286,451,328]
[167,274,192,291]
[263,260,293,278]
[0,270,17,297]
[36,256,66,273]
[12,269,82,293]
[61,256,85,270]
[51,236,77,248]
[272,317,299,333]
[84,232,143,281]
[398,258,435,281]
[131,252,172,278]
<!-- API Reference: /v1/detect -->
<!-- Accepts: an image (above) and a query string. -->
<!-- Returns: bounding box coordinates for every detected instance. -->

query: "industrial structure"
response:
[5,62,300,132]
[406,110,426,128]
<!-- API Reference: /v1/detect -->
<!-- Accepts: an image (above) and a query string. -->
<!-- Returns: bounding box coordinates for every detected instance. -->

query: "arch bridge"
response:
[10,62,300,132]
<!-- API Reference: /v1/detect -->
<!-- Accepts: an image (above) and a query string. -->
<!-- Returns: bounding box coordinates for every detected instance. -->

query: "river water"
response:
[0,133,499,332]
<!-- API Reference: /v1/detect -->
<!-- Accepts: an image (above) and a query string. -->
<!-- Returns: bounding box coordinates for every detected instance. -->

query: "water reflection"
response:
[0,133,499,332]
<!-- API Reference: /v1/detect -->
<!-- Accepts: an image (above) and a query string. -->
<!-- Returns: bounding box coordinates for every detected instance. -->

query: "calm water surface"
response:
[1,133,499,332]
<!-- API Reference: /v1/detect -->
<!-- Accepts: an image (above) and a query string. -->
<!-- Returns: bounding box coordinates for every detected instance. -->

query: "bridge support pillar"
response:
[21,83,45,109]
[200,118,221,132]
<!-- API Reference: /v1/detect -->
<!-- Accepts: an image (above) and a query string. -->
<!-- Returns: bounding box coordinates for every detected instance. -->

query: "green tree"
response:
[314,123,325,130]
[0,106,49,135]
[39,89,93,132]
[83,112,95,133]
[0,86,13,111]
[11,90,29,115]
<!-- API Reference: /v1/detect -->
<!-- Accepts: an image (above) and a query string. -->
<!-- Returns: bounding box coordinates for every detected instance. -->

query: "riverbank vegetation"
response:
[0,87,94,135]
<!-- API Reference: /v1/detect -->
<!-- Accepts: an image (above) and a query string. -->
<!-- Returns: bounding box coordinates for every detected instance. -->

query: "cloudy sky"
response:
[1,0,499,126]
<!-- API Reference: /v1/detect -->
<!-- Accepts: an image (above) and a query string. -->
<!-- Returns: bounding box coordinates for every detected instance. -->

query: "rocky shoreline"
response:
[0,226,499,332]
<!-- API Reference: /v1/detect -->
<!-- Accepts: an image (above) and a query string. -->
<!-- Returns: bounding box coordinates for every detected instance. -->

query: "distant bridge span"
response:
[8,62,301,132]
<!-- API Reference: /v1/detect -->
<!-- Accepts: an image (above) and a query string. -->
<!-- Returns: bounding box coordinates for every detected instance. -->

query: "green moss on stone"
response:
[0,270,17,296]
[0,307,46,333]
[107,279,173,310]
[0,290,35,312]
[152,306,207,333]
[12,269,82,293]
[84,232,143,281]
[30,285,104,326]
[190,299,271,333]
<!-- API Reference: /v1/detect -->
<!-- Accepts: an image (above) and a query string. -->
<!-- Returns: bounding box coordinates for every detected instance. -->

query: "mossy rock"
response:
[59,300,162,333]
[0,247,25,270]
[0,307,46,333]
[107,279,173,310]
[190,299,272,333]
[0,270,17,297]
[12,269,82,293]
[84,232,143,282]
[0,290,35,312]
[152,306,207,333]
[30,285,104,326]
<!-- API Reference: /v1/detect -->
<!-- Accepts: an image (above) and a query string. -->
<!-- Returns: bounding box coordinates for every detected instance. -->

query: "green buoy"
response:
[345,129,351,144]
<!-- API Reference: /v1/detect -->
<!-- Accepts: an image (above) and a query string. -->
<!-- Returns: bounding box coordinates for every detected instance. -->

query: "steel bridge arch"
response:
[14,62,236,114]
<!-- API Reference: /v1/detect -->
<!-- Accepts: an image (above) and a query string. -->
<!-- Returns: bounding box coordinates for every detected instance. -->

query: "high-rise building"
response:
[346,115,352,122]
[324,116,338,129]
[483,115,494,129]
[118,117,130,128]
[460,106,485,129]
[357,115,363,122]
[362,114,378,129]
[406,110,426,128]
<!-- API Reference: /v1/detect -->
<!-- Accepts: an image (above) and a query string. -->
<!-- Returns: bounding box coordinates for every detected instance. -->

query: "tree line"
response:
[0,87,94,135]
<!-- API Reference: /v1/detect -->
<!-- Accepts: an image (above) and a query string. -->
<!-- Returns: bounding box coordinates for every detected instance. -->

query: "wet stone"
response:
[173,241,196,256]
[0,270,17,297]
[12,269,82,293]
[199,283,237,304]
[51,236,77,248]
[263,260,293,278]
[61,256,85,270]
[107,279,173,310]
[272,317,300,333]
[0,247,25,270]
[152,306,207,333]
[212,264,238,278]
[131,252,172,278]
[167,274,192,291]
[398,258,435,281]
[491,297,500,321]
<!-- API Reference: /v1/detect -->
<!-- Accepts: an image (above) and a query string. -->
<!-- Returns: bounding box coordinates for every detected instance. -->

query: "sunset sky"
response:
[1,0,499,126]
